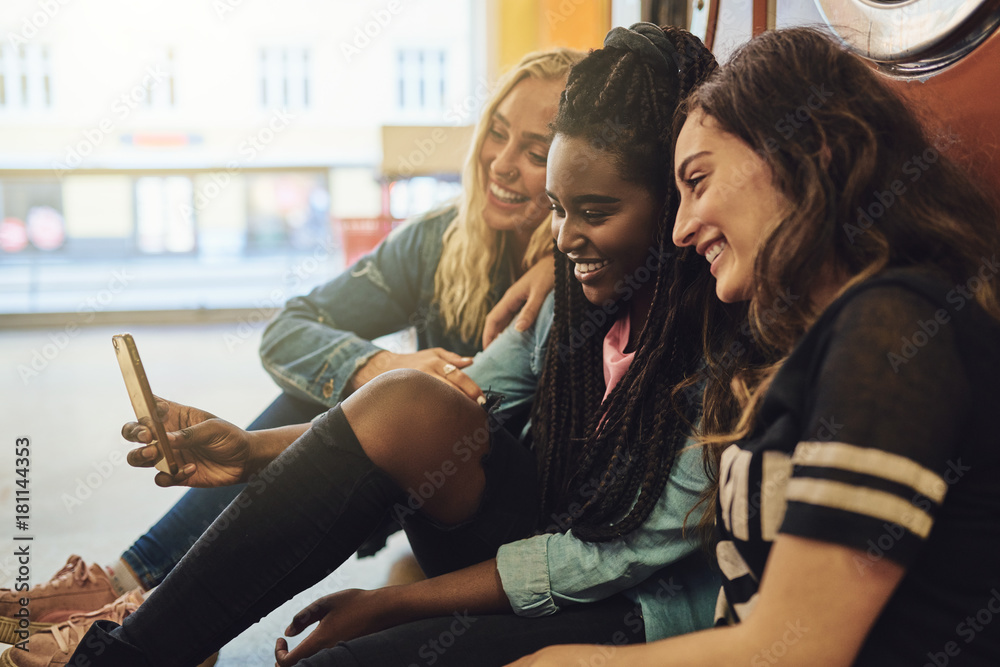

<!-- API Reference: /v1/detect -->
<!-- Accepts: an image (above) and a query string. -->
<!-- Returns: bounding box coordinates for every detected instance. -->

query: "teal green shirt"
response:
[466,293,719,641]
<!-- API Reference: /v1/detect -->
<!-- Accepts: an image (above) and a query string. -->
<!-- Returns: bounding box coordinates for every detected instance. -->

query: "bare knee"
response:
[340,369,490,524]
[351,368,449,413]
[341,369,486,473]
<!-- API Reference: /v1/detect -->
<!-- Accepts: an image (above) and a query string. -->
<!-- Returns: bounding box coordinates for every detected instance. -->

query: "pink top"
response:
[602,313,635,403]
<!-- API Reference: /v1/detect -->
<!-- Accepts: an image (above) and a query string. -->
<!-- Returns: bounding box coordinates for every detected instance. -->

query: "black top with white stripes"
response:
[714,268,1000,666]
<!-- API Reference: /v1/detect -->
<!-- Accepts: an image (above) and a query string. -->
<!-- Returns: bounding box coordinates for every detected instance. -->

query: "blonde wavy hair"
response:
[435,47,585,343]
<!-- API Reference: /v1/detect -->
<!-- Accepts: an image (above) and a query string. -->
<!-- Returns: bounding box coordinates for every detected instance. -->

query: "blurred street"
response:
[0,250,346,318]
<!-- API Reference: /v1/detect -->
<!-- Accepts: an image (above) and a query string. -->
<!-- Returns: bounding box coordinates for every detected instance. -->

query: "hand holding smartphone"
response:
[112,333,179,476]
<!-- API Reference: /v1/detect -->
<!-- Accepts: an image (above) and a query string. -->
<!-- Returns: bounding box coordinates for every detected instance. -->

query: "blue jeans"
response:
[120,393,326,589]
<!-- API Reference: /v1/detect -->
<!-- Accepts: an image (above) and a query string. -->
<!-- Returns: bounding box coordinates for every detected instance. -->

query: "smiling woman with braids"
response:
[64,25,723,667]
[533,26,727,545]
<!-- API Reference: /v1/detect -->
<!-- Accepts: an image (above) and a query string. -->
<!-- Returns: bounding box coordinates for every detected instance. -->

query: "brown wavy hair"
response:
[684,27,1000,532]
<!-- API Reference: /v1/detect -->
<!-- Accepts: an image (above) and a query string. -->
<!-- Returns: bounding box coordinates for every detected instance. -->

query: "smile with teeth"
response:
[575,259,610,274]
[705,241,727,264]
[489,181,529,204]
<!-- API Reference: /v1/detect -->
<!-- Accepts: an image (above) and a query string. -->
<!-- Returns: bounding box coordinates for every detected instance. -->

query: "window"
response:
[397,49,447,115]
[0,43,52,110]
[260,47,310,109]
[135,176,196,253]
[245,171,330,251]
[389,176,461,220]
[145,48,176,109]
[0,179,64,253]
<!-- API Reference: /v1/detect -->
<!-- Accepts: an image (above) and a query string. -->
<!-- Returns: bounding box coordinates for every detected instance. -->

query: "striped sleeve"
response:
[780,441,949,565]
[777,285,971,567]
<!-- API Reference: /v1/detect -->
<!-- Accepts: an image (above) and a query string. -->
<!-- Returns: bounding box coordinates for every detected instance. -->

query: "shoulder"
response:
[770,269,980,413]
[805,268,964,355]
[364,204,459,272]
[831,269,951,324]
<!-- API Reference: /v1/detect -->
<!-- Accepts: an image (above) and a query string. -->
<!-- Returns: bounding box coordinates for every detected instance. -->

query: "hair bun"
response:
[603,22,680,96]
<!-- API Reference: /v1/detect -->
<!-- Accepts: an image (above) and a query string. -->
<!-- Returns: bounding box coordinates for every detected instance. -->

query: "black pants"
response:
[304,595,645,666]
[86,400,644,667]
[121,393,396,589]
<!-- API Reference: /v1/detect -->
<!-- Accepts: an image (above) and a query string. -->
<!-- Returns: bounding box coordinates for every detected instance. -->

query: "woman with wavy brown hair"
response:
[512,26,1000,667]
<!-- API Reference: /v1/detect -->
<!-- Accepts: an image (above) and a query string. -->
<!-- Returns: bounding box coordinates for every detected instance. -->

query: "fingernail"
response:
[515,321,527,332]
[183,463,196,474]
[462,357,473,362]
[142,446,157,459]
[477,396,486,406]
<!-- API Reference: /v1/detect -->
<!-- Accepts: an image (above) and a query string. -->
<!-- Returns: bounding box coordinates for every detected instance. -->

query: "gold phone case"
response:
[112,334,178,475]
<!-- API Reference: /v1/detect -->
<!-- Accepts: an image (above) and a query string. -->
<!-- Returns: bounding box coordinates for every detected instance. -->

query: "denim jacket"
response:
[470,295,719,642]
[260,205,513,405]
[462,292,553,440]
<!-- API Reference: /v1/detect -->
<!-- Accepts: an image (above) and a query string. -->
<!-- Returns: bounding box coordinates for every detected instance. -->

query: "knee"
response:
[359,369,461,419]
[367,368,443,400]
[342,369,485,474]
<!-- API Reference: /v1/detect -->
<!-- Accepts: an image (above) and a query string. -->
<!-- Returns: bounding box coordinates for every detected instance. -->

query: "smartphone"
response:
[111,333,179,475]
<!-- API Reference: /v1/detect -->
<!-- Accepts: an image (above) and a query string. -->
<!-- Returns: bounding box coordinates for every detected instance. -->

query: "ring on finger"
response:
[442,363,458,376]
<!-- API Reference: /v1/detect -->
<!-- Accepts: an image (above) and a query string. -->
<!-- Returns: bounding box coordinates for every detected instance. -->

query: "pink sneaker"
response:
[0,556,119,645]
[0,590,143,667]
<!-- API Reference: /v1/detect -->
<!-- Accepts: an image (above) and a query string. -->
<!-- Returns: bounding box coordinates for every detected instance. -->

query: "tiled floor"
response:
[0,321,408,665]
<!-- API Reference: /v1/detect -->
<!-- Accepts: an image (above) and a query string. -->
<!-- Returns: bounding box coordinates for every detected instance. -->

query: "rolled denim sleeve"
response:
[464,291,553,419]
[260,209,455,406]
[496,442,708,617]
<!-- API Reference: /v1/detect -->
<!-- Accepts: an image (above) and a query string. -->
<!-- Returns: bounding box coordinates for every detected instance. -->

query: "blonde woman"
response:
[0,48,582,643]
[260,48,584,406]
